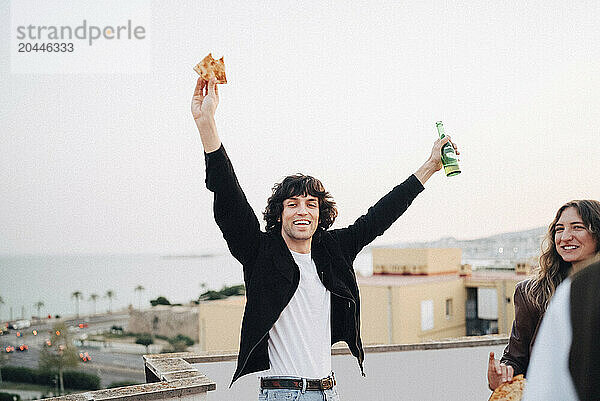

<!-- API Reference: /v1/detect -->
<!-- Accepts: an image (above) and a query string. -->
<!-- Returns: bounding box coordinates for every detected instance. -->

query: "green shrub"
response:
[107,380,140,388]
[0,366,35,383]
[63,370,101,390]
[135,334,153,347]
[220,284,245,297]
[35,369,56,386]
[150,296,170,306]
[0,392,21,401]
[199,290,226,300]
[199,284,245,300]
[0,366,100,390]
[170,334,194,346]
[162,342,188,353]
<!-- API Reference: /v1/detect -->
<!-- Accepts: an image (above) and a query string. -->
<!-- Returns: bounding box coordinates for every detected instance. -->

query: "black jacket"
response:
[204,145,424,385]
[569,260,600,401]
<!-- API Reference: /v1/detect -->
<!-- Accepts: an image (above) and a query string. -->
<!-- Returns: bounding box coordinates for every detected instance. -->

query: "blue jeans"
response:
[258,377,341,401]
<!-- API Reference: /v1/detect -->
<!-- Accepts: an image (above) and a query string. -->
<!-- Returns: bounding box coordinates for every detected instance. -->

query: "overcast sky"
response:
[1,0,599,255]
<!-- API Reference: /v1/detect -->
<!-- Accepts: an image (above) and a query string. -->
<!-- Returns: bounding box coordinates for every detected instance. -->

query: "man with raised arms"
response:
[191,77,459,400]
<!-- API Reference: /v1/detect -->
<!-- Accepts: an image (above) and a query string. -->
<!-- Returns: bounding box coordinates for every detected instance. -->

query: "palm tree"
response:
[89,294,99,315]
[34,301,45,319]
[134,285,145,310]
[71,291,83,318]
[105,290,115,314]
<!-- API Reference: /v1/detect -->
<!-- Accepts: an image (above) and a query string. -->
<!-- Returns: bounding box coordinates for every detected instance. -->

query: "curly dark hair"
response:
[526,199,600,312]
[263,174,338,233]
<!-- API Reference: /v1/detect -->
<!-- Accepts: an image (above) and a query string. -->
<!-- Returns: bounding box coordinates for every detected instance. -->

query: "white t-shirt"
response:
[522,278,580,401]
[261,250,332,379]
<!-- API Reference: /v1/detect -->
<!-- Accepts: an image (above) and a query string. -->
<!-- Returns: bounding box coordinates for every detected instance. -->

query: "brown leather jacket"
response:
[500,279,543,376]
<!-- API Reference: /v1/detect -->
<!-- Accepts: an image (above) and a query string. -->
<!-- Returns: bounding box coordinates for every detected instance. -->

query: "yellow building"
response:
[197,295,245,353]
[359,274,466,344]
[359,248,530,345]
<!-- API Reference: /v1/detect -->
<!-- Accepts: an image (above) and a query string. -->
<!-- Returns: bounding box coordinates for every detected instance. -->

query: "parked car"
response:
[4,345,15,353]
[79,351,92,362]
[17,344,28,351]
[11,320,31,330]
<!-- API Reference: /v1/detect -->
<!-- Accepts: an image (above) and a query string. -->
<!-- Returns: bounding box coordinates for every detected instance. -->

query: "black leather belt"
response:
[260,375,335,391]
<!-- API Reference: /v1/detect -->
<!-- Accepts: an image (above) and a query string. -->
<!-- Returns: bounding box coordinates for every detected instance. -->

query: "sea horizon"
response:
[0,250,373,322]
[0,252,245,322]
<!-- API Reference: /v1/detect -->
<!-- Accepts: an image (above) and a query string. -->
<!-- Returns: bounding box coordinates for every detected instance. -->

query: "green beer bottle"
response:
[436,121,460,177]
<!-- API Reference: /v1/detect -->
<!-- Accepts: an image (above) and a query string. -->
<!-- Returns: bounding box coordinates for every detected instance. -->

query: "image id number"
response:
[18,43,74,53]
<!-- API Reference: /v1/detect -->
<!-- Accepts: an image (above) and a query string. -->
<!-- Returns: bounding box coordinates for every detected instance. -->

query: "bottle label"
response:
[442,144,458,163]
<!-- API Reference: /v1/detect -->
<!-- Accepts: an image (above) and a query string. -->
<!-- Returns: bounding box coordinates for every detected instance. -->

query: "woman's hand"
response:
[487,351,514,390]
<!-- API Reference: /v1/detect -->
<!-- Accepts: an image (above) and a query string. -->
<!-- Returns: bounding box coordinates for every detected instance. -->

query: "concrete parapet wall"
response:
[38,337,508,401]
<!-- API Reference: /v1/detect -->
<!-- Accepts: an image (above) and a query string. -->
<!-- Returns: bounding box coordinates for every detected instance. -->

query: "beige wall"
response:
[360,277,466,344]
[197,296,245,352]
[359,285,391,344]
[129,306,200,340]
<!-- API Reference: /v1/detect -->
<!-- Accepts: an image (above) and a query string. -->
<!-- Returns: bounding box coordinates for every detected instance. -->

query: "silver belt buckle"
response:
[320,376,333,389]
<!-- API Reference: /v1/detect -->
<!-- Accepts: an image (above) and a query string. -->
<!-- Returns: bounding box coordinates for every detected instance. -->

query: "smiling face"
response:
[280,194,320,252]
[554,207,598,263]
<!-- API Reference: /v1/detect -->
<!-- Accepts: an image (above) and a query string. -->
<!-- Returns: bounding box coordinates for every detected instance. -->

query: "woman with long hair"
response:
[487,199,600,390]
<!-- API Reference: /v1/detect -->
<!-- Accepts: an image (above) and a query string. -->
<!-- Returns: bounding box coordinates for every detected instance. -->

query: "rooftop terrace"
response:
[44,336,508,401]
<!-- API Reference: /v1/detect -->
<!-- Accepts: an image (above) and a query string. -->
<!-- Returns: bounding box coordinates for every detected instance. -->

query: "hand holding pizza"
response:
[191,53,227,152]
[191,77,219,123]
[487,352,514,391]
[192,77,221,153]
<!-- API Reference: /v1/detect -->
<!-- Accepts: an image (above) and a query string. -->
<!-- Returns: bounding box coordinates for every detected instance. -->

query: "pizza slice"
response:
[194,53,227,84]
[488,374,526,401]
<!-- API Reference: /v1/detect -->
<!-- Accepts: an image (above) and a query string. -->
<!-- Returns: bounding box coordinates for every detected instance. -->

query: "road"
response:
[1,314,146,388]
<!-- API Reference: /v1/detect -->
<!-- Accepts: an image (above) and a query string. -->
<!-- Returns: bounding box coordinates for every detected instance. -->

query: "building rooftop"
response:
[358,269,530,287]
[358,272,463,287]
